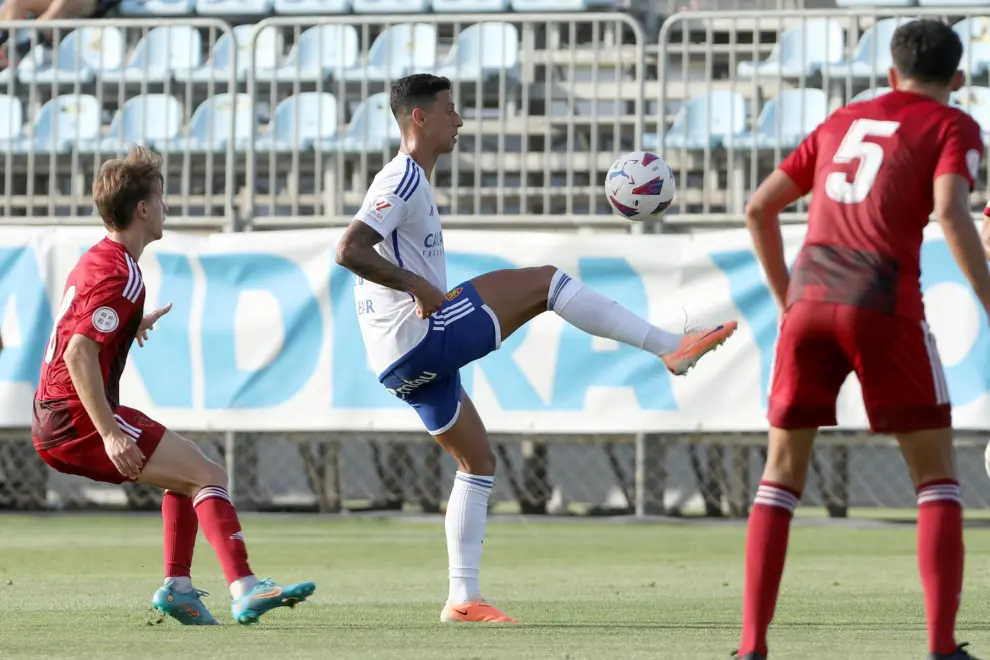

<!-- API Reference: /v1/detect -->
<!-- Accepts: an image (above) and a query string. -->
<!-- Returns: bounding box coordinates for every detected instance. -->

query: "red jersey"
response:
[780,90,983,319]
[33,238,145,449]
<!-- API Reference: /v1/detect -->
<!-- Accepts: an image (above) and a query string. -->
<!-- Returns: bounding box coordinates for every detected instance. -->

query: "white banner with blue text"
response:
[0,224,984,433]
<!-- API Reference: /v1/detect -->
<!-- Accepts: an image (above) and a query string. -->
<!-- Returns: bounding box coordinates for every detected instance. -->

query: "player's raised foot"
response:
[230,578,316,625]
[661,321,738,376]
[440,596,518,623]
[151,579,219,625]
[931,643,979,660]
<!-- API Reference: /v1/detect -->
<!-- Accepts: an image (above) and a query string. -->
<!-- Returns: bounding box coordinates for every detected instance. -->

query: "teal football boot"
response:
[231,578,316,625]
[152,579,219,625]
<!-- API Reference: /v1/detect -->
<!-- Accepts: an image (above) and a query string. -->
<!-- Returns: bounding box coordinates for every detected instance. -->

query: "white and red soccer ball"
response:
[605,151,676,221]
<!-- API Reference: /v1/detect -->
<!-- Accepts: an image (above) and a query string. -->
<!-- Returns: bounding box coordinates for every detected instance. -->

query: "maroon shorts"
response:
[768,302,951,434]
[34,405,167,485]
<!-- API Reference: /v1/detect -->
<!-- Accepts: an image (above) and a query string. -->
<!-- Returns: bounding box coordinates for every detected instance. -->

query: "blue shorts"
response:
[379,282,501,435]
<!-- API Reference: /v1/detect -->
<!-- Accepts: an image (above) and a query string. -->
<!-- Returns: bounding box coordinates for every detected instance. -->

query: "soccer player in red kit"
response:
[735,20,990,660]
[32,145,316,626]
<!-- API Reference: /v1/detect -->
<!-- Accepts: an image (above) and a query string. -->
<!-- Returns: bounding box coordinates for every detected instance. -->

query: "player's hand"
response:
[102,429,146,481]
[409,280,446,319]
[137,303,172,348]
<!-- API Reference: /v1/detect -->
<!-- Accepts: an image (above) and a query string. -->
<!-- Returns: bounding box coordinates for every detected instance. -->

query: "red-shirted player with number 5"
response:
[32,145,316,626]
[736,20,990,660]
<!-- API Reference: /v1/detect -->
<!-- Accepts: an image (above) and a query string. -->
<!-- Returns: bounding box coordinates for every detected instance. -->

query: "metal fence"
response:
[2,11,990,517]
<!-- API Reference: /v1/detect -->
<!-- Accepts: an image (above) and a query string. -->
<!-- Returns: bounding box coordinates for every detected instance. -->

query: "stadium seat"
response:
[0,96,25,150]
[736,19,844,78]
[256,25,359,83]
[848,86,891,103]
[432,0,510,11]
[955,17,990,77]
[165,93,254,153]
[273,0,351,13]
[433,22,520,84]
[194,0,274,16]
[175,25,280,83]
[119,0,195,15]
[510,0,611,9]
[255,92,339,152]
[835,0,912,7]
[341,23,437,83]
[13,95,101,153]
[16,26,126,84]
[645,90,747,150]
[94,94,184,153]
[829,17,916,79]
[732,88,828,150]
[353,0,431,12]
[110,25,203,83]
[322,92,400,153]
[950,86,990,136]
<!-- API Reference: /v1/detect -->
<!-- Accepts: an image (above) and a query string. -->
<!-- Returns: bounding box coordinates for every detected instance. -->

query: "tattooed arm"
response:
[335,221,446,318]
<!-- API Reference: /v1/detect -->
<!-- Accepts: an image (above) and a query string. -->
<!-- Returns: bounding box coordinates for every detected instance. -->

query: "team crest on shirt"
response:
[367,197,395,223]
[92,307,119,333]
[445,287,463,301]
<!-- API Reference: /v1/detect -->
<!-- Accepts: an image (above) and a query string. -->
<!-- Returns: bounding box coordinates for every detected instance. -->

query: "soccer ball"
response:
[605,151,676,221]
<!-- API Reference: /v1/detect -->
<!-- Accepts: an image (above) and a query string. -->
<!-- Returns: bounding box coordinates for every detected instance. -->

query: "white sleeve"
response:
[354,165,421,238]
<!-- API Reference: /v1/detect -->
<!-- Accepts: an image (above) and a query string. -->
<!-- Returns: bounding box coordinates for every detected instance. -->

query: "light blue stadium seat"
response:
[432,0,509,10]
[255,92,339,152]
[733,89,828,150]
[13,95,101,153]
[0,96,24,152]
[273,0,351,13]
[920,0,984,6]
[829,17,916,78]
[342,23,437,82]
[645,90,747,150]
[93,94,184,153]
[258,25,359,83]
[176,25,280,83]
[737,19,844,78]
[849,86,892,103]
[836,0,912,8]
[434,22,519,84]
[353,0,430,11]
[110,25,203,83]
[511,0,612,9]
[165,93,254,153]
[950,86,990,136]
[195,0,274,16]
[322,92,400,153]
[17,26,125,84]
[955,18,990,77]
[119,0,195,15]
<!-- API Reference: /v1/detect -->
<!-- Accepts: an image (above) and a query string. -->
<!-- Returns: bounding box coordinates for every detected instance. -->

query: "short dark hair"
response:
[92,145,164,231]
[389,74,452,119]
[890,19,963,84]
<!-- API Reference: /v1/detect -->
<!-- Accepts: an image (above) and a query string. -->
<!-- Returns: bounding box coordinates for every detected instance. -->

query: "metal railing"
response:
[658,8,990,225]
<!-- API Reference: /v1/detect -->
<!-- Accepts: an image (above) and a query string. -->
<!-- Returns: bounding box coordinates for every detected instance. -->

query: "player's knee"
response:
[459,447,496,476]
[195,460,229,490]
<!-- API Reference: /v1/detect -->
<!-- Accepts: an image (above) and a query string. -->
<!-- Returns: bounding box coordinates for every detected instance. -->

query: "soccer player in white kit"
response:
[335,74,738,623]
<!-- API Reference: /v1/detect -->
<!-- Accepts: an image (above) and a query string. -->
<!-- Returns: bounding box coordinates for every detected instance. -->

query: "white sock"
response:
[547,269,682,355]
[446,471,493,604]
[165,576,193,593]
[230,575,259,600]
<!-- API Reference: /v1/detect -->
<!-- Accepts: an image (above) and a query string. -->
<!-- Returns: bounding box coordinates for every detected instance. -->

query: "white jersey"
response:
[353,153,446,377]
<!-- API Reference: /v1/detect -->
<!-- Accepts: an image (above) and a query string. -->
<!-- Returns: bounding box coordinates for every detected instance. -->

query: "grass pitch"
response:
[1,514,988,659]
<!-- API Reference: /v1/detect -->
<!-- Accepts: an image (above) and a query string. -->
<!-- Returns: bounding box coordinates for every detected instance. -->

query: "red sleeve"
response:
[935,113,983,191]
[778,128,818,194]
[72,274,139,345]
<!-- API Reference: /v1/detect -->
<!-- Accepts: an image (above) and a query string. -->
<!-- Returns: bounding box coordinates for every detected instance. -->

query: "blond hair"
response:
[92,145,164,231]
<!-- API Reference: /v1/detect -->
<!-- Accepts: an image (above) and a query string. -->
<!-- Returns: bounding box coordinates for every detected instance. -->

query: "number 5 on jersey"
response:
[825,119,901,204]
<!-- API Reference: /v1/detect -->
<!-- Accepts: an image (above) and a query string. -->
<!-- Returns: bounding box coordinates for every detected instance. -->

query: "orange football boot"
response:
[440,596,518,623]
[661,321,738,376]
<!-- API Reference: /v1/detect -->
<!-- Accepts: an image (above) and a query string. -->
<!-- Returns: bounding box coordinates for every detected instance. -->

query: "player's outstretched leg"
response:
[433,392,517,624]
[151,490,219,625]
[138,430,316,625]
[898,429,975,660]
[469,266,736,376]
[736,426,816,659]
